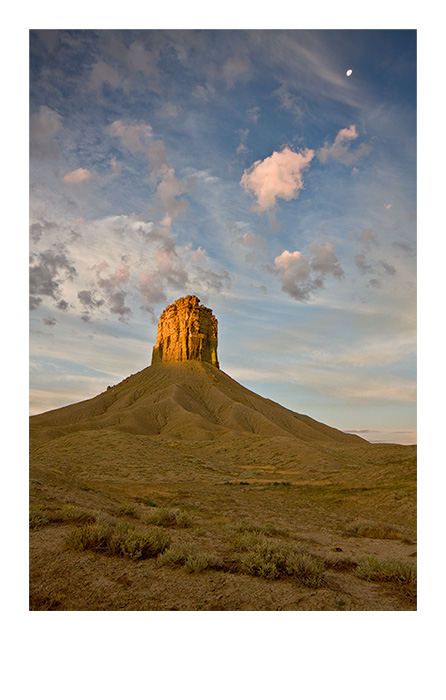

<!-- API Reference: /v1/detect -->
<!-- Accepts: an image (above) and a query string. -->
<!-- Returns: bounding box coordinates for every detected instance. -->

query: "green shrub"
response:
[66,522,171,560]
[355,556,417,586]
[144,507,192,528]
[240,539,324,587]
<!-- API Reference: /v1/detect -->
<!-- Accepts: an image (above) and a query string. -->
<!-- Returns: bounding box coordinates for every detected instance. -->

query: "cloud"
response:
[30,218,58,244]
[317,124,371,164]
[30,106,62,158]
[156,102,179,118]
[355,228,378,247]
[108,120,191,229]
[89,39,160,94]
[107,120,153,155]
[355,253,374,274]
[273,84,302,119]
[63,168,93,185]
[77,290,105,309]
[89,61,123,92]
[29,247,77,307]
[355,254,397,279]
[241,146,314,211]
[95,263,132,321]
[236,128,249,154]
[139,269,167,305]
[309,241,344,279]
[273,242,343,301]
[191,267,231,295]
[246,106,260,123]
[273,250,315,301]
[221,51,251,88]
[154,247,188,287]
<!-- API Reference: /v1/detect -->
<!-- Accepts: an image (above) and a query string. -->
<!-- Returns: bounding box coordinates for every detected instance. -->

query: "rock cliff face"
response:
[151,296,219,367]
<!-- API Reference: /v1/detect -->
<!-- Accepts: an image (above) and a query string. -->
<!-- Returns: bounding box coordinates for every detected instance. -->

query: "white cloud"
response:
[241,146,314,211]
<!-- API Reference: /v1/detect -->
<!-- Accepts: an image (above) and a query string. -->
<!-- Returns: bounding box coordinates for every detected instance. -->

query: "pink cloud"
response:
[111,264,130,286]
[240,146,314,211]
[107,120,153,155]
[63,168,92,185]
[318,124,371,164]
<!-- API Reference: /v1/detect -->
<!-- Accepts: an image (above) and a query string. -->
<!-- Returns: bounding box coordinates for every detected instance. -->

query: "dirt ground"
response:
[29,431,416,611]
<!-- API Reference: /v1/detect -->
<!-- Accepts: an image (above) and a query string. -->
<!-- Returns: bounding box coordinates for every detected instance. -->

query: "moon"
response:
[346,69,353,77]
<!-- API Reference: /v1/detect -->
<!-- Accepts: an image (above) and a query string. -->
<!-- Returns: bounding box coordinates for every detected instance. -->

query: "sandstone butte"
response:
[151,295,219,368]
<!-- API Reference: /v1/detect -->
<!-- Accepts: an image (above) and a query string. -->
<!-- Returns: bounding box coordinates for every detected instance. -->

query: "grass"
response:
[239,538,324,587]
[114,504,141,519]
[157,543,223,572]
[355,556,416,587]
[30,504,98,528]
[344,522,407,541]
[144,507,192,528]
[65,521,171,560]
[231,520,290,539]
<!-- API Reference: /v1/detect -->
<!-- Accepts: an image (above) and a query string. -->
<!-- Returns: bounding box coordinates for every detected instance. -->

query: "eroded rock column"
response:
[151,295,219,367]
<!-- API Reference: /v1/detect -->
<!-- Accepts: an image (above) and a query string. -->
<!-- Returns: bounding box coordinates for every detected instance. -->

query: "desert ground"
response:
[29,361,416,611]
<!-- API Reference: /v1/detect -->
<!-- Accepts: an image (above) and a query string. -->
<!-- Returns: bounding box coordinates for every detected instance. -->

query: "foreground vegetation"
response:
[30,501,416,599]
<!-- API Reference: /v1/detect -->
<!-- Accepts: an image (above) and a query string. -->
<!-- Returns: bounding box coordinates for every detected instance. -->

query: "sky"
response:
[29,29,417,443]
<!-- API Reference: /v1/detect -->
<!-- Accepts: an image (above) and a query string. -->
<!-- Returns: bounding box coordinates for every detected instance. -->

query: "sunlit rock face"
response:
[151,295,219,367]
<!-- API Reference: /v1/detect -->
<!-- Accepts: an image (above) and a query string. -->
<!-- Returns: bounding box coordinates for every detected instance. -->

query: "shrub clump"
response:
[157,544,222,573]
[344,522,406,541]
[66,522,171,560]
[355,556,417,586]
[231,521,290,539]
[30,504,99,528]
[144,507,192,529]
[29,506,49,529]
[240,539,324,587]
[114,504,141,519]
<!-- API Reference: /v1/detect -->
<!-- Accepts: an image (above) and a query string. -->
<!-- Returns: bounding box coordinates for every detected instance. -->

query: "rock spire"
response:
[151,295,219,367]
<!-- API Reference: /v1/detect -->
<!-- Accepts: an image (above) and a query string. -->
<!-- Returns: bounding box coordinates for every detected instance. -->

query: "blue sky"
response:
[29,29,417,443]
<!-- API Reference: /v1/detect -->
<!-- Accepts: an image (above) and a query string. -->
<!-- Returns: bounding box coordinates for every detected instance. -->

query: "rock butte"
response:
[151,295,219,368]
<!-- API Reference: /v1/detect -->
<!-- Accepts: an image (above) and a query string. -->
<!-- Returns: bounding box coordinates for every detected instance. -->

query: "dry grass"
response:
[114,504,141,519]
[144,507,193,528]
[355,556,416,586]
[65,521,171,560]
[157,543,223,572]
[239,537,324,587]
[30,504,99,528]
[344,521,408,541]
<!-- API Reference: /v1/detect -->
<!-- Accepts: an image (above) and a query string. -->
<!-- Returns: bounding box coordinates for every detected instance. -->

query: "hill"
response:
[29,360,416,611]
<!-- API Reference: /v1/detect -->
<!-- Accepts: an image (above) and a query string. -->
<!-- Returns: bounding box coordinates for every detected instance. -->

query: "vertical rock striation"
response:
[151,295,219,367]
